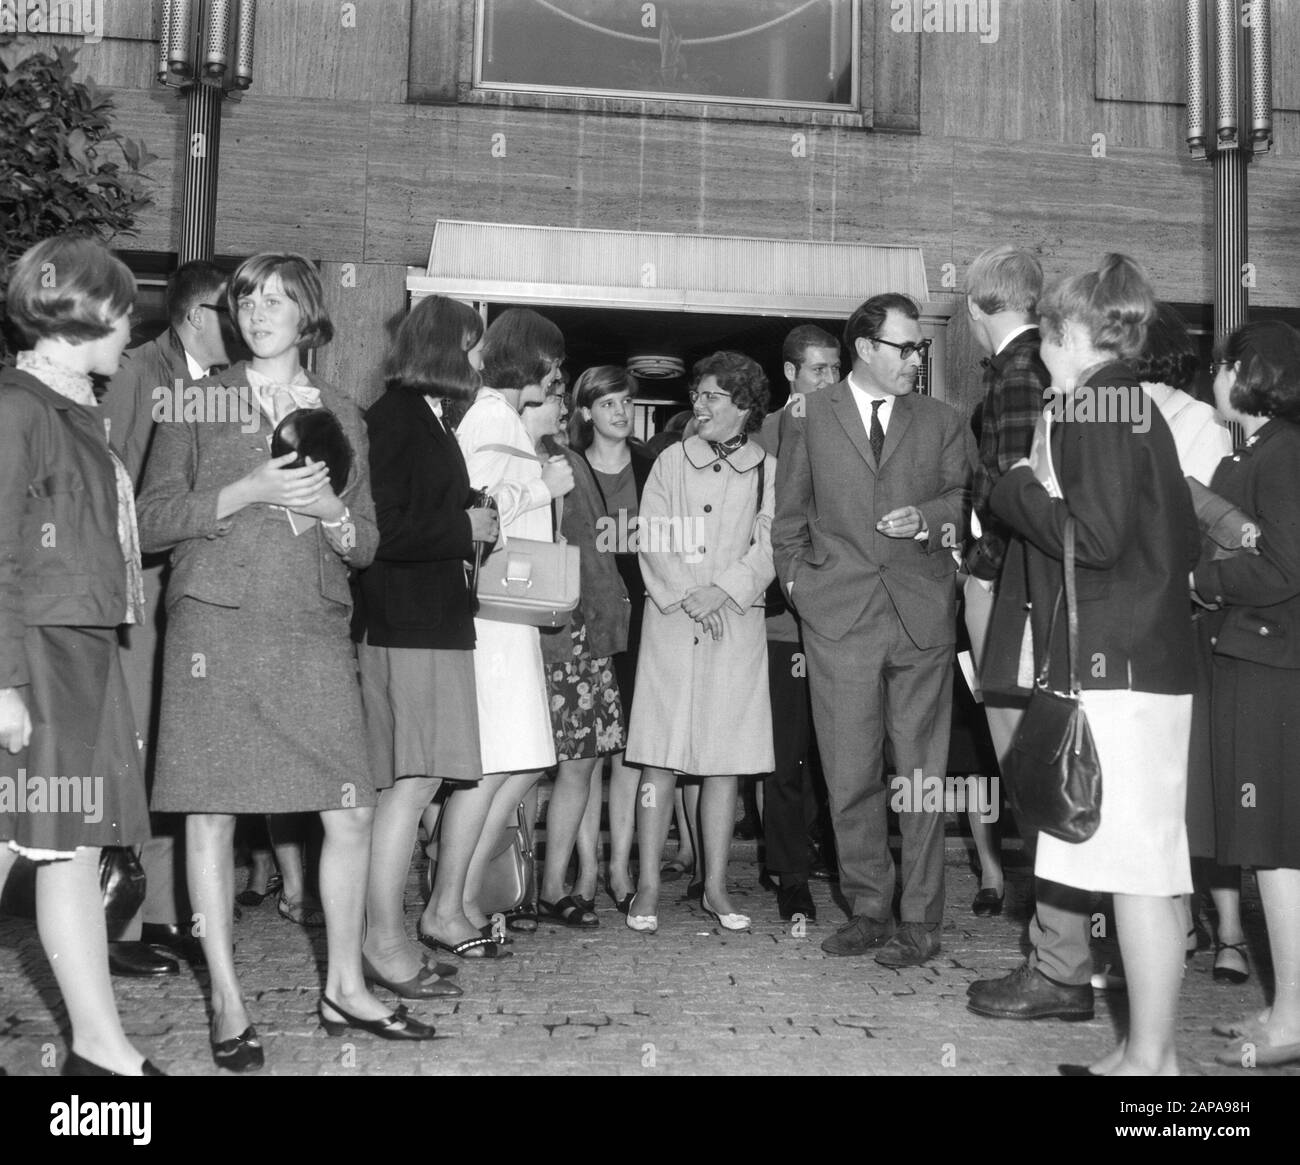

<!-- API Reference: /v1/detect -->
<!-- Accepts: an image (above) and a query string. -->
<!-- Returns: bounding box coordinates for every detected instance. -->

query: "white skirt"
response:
[472,617,556,775]
[1034,688,1192,896]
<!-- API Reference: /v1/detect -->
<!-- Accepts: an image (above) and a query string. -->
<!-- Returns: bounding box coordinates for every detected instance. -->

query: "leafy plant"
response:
[0,35,157,355]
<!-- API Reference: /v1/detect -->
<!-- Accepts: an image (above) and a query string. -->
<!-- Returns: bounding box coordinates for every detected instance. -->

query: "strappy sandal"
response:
[1213,941,1250,984]
[418,928,512,960]
[659,857,694,883]
[503,903,538,934]
[277,892,325,928]
[537,895,599,928]
[236,872,282,908]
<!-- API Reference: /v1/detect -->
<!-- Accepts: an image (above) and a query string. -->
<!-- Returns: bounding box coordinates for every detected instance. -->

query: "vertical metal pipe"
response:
[1214,0,1238,144]
[1185,0,1207,155]
[1213,146,1247,343]
[158,0,175,83]
[168,0,194,76]
[1248,0,1272,153]
[233,0,256,89]
[179,79,221,263]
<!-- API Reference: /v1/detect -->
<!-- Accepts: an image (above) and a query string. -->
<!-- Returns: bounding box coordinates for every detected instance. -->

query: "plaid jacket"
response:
[967,327,1050,580]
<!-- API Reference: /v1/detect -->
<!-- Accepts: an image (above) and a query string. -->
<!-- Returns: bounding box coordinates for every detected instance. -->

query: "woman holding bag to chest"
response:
[138,253,440,1070]
[983,254,1200,1075]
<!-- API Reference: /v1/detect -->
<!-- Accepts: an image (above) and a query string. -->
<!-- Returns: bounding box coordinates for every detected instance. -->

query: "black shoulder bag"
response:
[1002,514,1102,844]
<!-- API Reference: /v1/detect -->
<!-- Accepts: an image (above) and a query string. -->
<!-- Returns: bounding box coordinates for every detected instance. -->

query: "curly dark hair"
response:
[1214,320,1300,423]
[690,350,769,433]
[1129,302,1198,392]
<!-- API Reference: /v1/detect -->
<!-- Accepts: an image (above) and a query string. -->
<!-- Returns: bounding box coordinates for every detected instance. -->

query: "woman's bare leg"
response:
[632,766,677,918]
[700,775,741,915]
[541,758,599,904]
[364,776,440,980]
[187,813,246,1041]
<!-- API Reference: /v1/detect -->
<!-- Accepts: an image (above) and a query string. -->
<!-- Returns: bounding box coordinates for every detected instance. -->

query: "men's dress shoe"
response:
[874,923,940,967]
[820,914,895,957]
[777,882,817,922]
[966,962,1095,1021]
[1059,1064,1101,1076]
[808,858,839,883]
[971,888,1004,917]
[140,922,206,965]
[108,942,178,977]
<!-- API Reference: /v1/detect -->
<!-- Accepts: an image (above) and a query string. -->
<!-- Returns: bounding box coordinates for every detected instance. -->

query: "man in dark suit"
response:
[773,293,975,965]
[101,261,229,976]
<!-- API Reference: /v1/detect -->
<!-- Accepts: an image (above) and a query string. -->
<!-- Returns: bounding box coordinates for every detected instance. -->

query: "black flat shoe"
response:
[63,1050,166,1076]
[972,888,1005,917]
[210,1024,264,1073]
[235,872,282,908]
[318,995,444,1041]
[362,954,463,999]
[537,895,600,928]
[1213,941,1250,985]
[108,942,178,978]
[1059,1064,1101,1076]
[605,882,635,914]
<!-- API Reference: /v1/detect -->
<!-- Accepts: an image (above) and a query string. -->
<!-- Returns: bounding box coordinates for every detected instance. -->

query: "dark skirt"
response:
[358,637,482,785]
[0,625,149,851]
[1211,652,1300,869]
[1185,614,1218,860]
[545,617,625,762]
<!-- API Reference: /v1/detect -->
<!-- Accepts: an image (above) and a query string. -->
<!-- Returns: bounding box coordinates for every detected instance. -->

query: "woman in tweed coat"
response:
[138,253,438,1068]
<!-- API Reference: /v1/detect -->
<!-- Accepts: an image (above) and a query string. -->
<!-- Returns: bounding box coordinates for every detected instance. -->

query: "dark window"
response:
[476,0,858,110]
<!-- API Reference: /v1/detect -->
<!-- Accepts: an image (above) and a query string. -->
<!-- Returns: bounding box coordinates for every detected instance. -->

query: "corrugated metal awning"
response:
[406,220,930,317]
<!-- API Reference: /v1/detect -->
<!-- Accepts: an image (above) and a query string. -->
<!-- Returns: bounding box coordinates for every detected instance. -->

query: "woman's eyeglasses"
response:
[688,389,732,405]
[873,337,932,361]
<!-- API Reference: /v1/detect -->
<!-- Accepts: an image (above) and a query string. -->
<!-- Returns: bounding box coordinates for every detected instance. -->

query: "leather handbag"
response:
[0,846,147,941]
[1002,516,1103,844]
[423,801,535,917]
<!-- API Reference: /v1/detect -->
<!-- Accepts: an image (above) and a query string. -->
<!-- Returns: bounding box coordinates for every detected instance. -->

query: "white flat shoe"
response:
[626,894,658,933]
[702,895,751,932]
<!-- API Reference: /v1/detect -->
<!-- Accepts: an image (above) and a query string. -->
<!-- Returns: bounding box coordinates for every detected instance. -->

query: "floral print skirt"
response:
[545,619,625,762]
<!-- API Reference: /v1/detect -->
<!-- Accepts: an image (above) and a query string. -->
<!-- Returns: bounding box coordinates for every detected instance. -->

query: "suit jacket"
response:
[351,388,477,652]
[984,361,1200,695]
[1194,419,1300,670]
[136,362,378,612]
[0,367,129,686]
[102,328,193,488]
[771,380,974,646]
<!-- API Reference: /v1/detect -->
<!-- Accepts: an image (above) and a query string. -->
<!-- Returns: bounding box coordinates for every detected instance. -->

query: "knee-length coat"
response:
[624,436,775,776]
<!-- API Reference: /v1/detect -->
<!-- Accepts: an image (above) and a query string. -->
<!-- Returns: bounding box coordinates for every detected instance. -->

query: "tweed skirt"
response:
[151,597,374,814]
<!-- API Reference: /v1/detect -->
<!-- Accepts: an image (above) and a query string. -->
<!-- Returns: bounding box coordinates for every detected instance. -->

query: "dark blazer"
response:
[136,362,378,610]
[984,361,1200,695]
[541,446,631,664]
[102,327,193,487]
[1194,419,1300,670]
[352,388,477,651]
[771,380,974,647]
[0,367,129,687]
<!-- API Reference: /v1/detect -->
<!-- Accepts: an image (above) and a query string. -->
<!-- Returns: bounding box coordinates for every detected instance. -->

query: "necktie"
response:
[870,399,885,463]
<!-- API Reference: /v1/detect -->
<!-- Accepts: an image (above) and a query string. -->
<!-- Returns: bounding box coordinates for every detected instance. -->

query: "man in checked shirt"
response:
[959,247,1100,1024]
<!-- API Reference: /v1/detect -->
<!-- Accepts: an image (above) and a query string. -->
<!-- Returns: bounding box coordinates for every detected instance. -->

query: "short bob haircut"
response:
[6,235,135,344]
[966,244,1042,316]
[480,307,565,391]
[569,364,637,450]
[691,350,769,434]
[1037,252,1154,361]
[1214,320,1300,424]
[228,252,333,350]
[1130,302,1198,393]
[385,295,483,401]
[844,292,920,363]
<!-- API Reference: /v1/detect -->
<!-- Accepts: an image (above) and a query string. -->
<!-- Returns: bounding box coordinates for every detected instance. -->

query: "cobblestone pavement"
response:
[1,841,1297,1079]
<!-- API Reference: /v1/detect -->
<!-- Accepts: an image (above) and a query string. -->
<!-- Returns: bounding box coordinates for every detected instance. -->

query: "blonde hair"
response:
[1038,253,1155,360]
[966,245,1042,316]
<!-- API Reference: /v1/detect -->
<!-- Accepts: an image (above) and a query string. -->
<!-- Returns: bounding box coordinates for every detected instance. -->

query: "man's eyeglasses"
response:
[873,337,931,361]
[1209,359,1232,376]
[688,389,732,405]
[198,302,229,315]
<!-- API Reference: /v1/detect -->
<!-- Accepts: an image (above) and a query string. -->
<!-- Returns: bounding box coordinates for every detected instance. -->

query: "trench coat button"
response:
[713,463,722,472]
[704,504,712,513]
[1210,636,1218,647]
[1259,626,1270,636]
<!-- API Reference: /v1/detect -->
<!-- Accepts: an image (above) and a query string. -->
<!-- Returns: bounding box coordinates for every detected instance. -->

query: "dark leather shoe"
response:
[966,962,1095,1021]
[808,858,839,882]
[821,914,894,956]
[108,942,178,977]
[140,922,206,965]
[1059,1063,1101,1076]
[874,922,940,967]
[777,882,817,922]
[971,888,1005,916]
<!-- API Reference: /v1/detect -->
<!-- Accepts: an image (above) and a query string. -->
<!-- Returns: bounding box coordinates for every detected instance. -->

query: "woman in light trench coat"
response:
[624,352,775,934]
